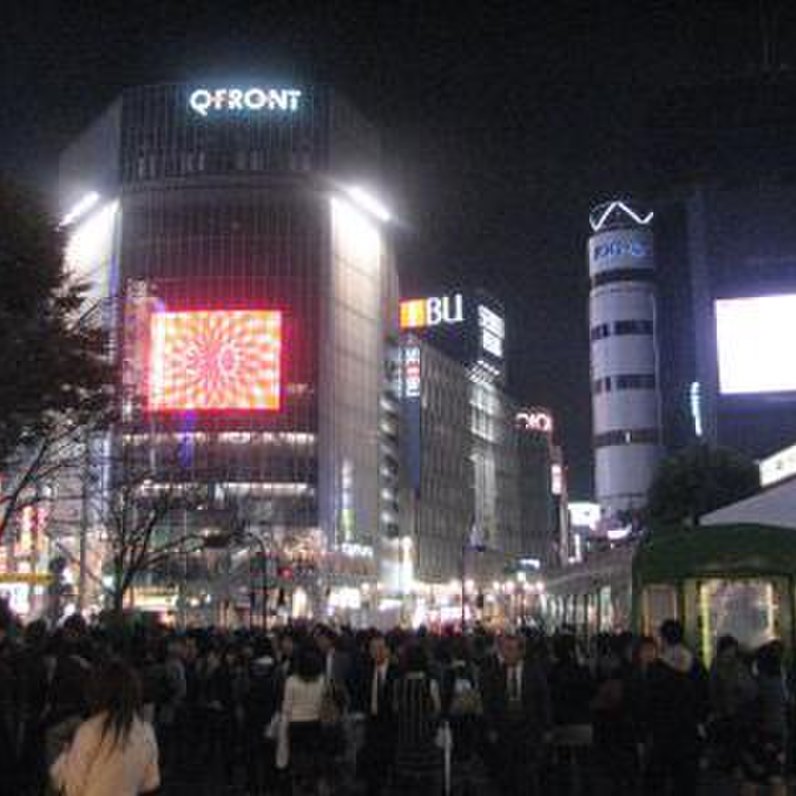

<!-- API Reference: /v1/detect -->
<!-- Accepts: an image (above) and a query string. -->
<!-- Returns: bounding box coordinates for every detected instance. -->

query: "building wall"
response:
[58,81,395,563]
[403,338,555,583]
[588,207,663,515]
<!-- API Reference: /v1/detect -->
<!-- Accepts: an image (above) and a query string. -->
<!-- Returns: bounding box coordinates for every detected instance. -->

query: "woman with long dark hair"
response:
[50,658,160,796]
[282,642,327,793]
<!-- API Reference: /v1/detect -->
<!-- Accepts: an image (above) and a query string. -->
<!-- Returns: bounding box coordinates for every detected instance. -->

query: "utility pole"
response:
[77,431,90,614]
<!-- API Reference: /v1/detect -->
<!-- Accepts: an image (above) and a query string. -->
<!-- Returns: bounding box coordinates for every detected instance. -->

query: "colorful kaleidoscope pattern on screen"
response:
[148,309,282,411]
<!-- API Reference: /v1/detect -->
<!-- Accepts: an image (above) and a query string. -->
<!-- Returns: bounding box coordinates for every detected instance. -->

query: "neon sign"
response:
[403,346,421,398]
[400,294,464,330]
[148,309,282,411]
[189,87,302,117]
[516,408,554,434]
[592,238,647,261]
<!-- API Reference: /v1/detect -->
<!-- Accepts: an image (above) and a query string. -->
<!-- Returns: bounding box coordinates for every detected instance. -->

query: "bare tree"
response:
[0,416,92,542]
[97,443,206,618]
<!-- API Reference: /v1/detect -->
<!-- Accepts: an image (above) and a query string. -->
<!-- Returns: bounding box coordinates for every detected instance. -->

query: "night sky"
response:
[2,1,792,495]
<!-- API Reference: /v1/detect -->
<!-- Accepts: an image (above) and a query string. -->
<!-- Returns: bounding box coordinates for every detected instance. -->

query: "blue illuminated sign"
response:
[592,238,647,262]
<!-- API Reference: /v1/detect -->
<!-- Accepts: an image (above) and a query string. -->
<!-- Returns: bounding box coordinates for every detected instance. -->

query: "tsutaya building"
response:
[58,82,400,623]
[395,290,558,621]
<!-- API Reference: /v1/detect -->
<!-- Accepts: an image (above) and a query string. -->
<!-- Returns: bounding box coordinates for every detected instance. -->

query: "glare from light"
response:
[345,186,391,223]
[64,200,118,298]
[60,191,100,227]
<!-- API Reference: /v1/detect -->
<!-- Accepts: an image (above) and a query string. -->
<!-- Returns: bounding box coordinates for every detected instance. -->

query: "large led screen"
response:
[148,310,282,411]
[716,296,796,395]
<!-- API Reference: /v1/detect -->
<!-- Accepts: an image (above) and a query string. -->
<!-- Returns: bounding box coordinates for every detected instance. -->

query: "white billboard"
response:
[716,295,796,395]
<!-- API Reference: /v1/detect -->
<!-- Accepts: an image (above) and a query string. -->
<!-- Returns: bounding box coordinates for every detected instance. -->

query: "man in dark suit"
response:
[480,633,552,795]
[358,632,399,796]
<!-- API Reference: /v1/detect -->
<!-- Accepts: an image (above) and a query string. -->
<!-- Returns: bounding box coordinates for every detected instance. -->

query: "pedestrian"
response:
[548,632,595,794]
[739,641,789,796]
[440,635,484,794]
[590,634,639,796]
[281,642,327,794]
[243,636,281,796]
[708,634,756,772]
[0,602,22,796]
[480,633,552,796]
[644,619,708,796]
[50,658,160,796]
[359,631,399,796]
[391,642,442,794]
[43,614,94,770]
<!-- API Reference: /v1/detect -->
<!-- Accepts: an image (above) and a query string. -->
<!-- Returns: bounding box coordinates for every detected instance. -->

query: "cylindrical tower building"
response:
[587,200,662,517]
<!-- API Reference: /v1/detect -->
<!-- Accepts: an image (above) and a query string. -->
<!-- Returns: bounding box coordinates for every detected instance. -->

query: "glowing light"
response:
[760,442,796,488]
[148,309,281,411]
[189,87,302,116]
[345,186,391,222]
[478,304,504,358]
[64,200,118,298]
[689,381,703,437]
[589,201,654,232]
[399,294,464,329]
[400,299,426,329]
[60,191,100,227]
[716,295,796,394]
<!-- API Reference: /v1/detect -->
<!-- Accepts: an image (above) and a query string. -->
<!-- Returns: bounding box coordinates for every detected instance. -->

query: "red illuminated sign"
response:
[148,310,282,411]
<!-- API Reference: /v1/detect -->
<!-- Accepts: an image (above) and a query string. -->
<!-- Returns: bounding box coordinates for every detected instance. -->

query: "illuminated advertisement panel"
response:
[716,295,796,394]
[148,310,281,411]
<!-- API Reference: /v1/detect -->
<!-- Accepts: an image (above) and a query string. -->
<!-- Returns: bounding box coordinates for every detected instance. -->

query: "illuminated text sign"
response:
[516,408,554,434]
[478,304,505,359]
[592,238,647,262]
[189,87,302,117]
[403,346,421,398]
[400,294,464,330]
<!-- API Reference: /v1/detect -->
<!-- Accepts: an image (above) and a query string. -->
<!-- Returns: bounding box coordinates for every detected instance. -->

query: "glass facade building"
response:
[399,334,556,585]
[59,83,398,616]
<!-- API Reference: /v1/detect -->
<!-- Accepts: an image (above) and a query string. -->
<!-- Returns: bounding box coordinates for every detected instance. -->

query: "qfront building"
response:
[59,82,399,621]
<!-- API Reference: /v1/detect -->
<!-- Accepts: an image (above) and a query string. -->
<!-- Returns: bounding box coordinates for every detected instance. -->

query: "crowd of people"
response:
[0,600,792,796]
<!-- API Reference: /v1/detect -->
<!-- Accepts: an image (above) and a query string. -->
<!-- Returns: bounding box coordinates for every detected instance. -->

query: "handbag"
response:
[449,677,483,717]
[319,679,346,727]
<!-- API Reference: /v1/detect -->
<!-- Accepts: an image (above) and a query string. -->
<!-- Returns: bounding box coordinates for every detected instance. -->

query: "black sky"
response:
[1,0,790,495]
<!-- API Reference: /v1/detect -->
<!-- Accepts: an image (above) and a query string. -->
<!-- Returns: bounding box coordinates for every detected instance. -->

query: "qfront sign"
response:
[189,87,302,116]
[400,294,464,330]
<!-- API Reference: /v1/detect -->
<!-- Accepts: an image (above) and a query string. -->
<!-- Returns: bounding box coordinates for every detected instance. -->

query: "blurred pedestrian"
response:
[391,642,442,793]
[282,642,327,794]
[50,658,159,796]
[359,632,399,795]
[709,634,756,772]
[740,641,789,796]
[480,633,551,796]
[644,619,708,796]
